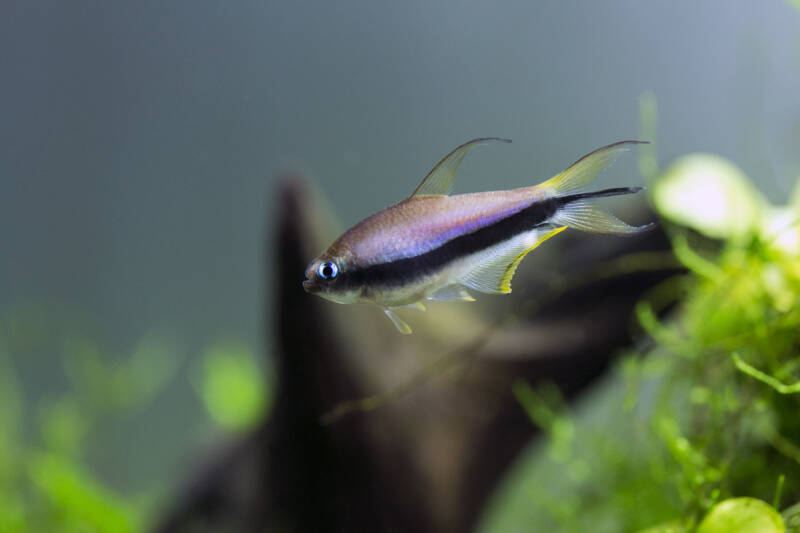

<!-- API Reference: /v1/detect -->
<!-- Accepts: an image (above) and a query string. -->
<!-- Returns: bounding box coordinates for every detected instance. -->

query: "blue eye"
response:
[318,261,339,280]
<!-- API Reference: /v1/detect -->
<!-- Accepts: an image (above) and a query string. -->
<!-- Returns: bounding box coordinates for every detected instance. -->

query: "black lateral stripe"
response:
[336,186,643,291]
[555,187,643,205]
[337,198,559,290]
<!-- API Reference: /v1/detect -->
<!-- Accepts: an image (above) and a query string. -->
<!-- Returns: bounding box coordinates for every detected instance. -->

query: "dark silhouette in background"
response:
[154,175,680,533]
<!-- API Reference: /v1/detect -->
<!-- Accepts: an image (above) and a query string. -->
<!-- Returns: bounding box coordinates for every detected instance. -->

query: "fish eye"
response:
[317,261,339,280]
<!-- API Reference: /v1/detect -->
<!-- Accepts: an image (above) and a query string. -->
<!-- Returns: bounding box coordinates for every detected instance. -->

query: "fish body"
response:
[315,188,549,305]
[303,138,652,333]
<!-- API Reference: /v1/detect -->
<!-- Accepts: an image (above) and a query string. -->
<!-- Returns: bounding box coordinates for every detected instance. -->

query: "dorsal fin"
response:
[410,137,512,197]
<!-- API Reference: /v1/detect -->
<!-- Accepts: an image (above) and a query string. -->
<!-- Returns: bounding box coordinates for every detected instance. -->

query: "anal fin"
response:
[395,302,426,311]
[461,226,566,294]
[427,285,475,302]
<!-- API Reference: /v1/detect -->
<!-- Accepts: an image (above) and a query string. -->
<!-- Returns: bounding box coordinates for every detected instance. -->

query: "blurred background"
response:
[2,1,800,531]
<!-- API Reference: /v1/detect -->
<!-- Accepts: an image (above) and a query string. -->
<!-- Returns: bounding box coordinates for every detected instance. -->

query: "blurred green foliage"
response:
[696,498,784,533]
[2,84,797,531]
[480,139,800,532]
[0,311,271,532]
[192,340,271,431]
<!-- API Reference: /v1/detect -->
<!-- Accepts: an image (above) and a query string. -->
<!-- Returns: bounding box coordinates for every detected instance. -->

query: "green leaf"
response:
[38,396,90,455]
[653,154,763,240]
[194,341,269,431]
[112,335,181,410]
[27,452,141,533]
[637,520,685,533]
[697,498,785,533]
[62,334,180,413]
[782,501,800,533]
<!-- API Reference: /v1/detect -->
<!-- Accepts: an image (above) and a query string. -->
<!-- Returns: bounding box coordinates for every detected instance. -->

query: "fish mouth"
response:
[302,278,312,292]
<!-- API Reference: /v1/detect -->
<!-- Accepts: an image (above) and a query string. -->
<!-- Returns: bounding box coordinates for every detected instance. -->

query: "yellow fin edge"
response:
[498,226,567,293]
[536,141,644,195]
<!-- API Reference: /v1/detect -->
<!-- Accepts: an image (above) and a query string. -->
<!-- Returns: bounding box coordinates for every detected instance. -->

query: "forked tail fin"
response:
[552,188,655,235]
[538,141,647,195]
[538,142,654,235]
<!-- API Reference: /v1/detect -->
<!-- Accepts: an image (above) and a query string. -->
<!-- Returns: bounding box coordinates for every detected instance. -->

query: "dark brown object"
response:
[153,175,680,533]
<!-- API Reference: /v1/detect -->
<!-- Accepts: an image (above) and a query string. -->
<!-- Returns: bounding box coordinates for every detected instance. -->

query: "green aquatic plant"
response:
[192,339,272,431]
[0,308,271,532]
[696,498,785,533]
[480,149,800,532]
[0,324,170,532]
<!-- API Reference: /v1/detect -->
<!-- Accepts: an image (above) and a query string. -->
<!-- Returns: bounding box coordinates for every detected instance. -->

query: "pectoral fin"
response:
[461,226,566,294]
[411,137,511,197]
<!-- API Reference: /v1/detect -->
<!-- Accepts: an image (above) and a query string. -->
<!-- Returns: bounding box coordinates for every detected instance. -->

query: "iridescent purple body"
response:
[329,187,547,266]
[302,138,652,333]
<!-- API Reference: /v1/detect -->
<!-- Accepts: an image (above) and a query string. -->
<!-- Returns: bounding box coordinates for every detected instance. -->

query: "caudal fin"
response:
[551,191,655,235]
[538,140,648,195]
[538,141,654,235]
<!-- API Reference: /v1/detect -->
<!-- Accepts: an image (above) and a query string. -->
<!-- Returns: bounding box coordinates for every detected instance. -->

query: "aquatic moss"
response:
[480,150,800,532]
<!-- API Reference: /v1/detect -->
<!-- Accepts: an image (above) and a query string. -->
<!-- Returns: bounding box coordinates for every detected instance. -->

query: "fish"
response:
[302,138,653,334]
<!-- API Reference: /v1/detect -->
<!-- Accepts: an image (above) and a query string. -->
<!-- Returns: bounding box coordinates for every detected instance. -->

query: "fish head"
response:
[303,251,361,304]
